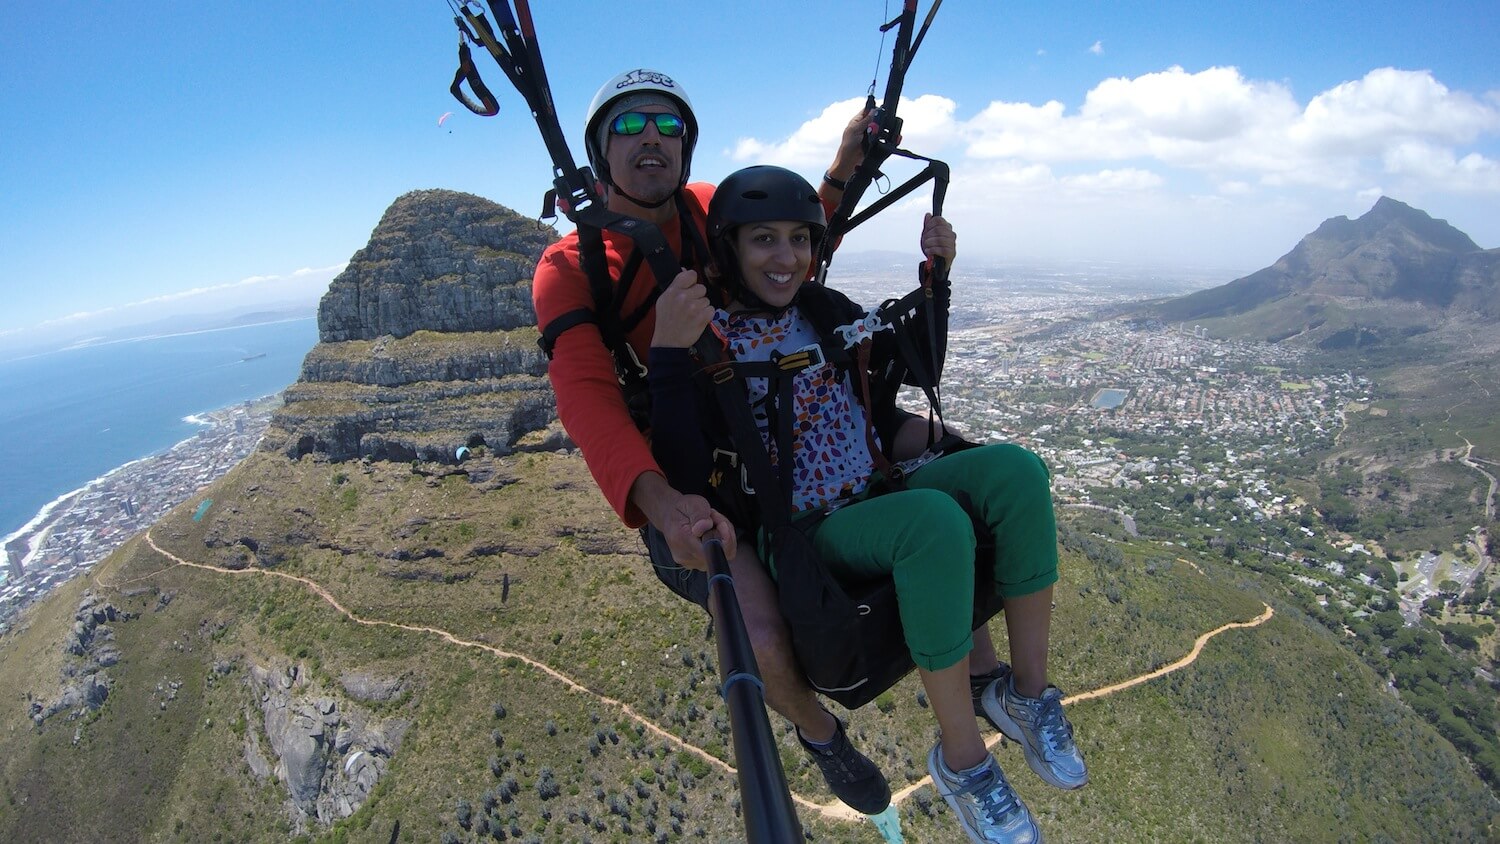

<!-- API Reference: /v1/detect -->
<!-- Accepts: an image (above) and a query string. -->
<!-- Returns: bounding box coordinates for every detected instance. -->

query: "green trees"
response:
[1351,610,1500,788]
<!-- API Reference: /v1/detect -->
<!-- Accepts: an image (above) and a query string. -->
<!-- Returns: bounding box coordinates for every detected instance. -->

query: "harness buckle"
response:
[777,343,826,372]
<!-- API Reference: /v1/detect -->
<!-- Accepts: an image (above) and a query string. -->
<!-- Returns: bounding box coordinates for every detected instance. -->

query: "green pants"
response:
[804,443,1059,672]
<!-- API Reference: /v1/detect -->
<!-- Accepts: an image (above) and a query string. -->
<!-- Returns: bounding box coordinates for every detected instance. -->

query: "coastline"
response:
[1,415,220,564]
[1,395,283,625]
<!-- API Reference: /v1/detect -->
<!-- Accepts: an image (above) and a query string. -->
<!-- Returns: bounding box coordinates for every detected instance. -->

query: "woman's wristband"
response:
[822,171,849,191]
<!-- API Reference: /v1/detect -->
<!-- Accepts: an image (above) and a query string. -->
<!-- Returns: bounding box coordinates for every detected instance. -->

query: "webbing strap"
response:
[720,343,850,379]
[449,38,500,116]
[450,1,603,223]
[706,364,792,532]
[853,341,896,478]
[537,307,594,358]
[839,152,949,242]
[874,269,948,449]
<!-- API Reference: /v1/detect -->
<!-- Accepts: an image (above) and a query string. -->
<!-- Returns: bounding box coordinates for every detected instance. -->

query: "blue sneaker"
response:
[982,676,1088,790]
[927,743,1041,844]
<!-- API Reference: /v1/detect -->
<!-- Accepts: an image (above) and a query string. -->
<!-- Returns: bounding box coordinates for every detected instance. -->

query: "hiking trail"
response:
[122,532,1271,825]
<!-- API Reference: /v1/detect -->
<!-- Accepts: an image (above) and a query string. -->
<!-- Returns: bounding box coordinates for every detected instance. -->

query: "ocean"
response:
[0,318,319,549]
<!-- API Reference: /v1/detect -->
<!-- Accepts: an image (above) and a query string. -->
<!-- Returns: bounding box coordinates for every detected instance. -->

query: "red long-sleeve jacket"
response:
[531,183,715,527]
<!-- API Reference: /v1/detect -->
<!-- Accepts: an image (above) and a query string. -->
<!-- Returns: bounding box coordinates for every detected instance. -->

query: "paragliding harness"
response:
[673,0,1002,709]
[448,0,999,710]
[690,278,1005,710]
[447,5,803,840]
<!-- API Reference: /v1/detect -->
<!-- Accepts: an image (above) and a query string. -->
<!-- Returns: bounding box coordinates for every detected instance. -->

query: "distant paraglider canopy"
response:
[438,111,454,132]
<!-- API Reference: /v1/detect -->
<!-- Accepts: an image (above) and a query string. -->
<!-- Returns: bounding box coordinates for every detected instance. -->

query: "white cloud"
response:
[1061,168,1164,191]
[1089,40,1104,55]
[958,66,1500,192]
[1292,68,1498,154]
[729,96,957,168]
[21,264,346,333]
[728,65,1500,266]
[1085,66,1290,143]
[135,263,346,306]
[1381,141,1500,191]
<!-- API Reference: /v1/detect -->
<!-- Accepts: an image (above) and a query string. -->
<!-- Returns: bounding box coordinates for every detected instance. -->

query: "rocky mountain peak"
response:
[1304,196,1480,257]
[262,189,565,464]
[317,189,555,342]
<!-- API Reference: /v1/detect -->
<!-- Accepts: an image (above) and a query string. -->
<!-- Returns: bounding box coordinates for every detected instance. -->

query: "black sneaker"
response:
[798,715,891,814]
[971,662,1013,731]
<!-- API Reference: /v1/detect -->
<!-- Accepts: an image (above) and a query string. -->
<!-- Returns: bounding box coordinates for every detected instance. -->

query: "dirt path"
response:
[1062,605,1273,704]
[128,532,1272,826]
[1334,403,1355,447]
[1457,434,1498,522]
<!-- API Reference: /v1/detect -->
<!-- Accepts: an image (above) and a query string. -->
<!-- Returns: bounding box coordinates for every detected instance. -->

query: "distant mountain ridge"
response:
[1152,198,1500,340]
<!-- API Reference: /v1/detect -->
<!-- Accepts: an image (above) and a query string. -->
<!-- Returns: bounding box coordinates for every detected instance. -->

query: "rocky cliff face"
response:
[27,590,136,730]
[245,661,410,831]
[263,190,567,463]
[318,189,553,341]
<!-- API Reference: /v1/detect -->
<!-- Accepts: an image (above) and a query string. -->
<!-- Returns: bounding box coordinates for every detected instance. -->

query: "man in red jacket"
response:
[531,68,893,813]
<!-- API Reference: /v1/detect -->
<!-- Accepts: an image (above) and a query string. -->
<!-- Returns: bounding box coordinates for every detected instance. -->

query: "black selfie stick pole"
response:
[704,537,802,842]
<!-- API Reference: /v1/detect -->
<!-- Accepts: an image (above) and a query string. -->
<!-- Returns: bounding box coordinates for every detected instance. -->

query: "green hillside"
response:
[1,450,1494,842]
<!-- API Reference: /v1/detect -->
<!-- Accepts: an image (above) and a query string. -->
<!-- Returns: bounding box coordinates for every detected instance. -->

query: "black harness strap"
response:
[870,275,949,449]
[841,153,949,236]
[805,1,951,450]
[449,37,500,116]
[705,363,792,532]
[815,1,952,298]
[537,308,594,357]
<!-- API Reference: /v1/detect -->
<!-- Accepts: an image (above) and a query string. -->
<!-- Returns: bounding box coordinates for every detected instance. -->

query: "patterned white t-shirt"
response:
[714,307,878,512]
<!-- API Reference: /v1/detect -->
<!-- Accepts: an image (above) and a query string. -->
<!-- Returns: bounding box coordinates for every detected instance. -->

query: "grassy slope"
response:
[0,450,1494,843]
[1316,325,1500,562]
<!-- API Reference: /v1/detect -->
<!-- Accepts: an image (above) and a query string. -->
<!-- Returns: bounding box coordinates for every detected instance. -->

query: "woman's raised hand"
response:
[921,213,956,267]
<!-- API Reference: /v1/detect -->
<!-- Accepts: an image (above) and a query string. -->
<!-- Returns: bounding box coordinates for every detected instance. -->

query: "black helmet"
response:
[707,166,826,303]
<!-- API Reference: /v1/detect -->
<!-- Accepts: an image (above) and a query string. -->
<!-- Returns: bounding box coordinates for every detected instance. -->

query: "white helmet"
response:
[583,68,698,191]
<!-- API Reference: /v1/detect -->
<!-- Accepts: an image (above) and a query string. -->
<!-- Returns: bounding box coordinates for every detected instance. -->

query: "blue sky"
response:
[3,1,1497,350]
